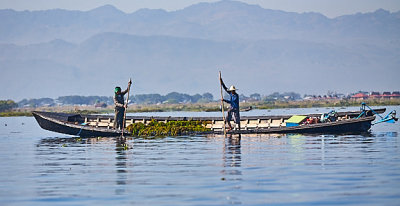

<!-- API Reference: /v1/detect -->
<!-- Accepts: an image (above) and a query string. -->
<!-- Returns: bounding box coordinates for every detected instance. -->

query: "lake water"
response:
[0,106,399,205]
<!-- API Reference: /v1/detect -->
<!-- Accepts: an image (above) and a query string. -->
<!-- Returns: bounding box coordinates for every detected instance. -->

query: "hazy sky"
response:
[1,0,399,18]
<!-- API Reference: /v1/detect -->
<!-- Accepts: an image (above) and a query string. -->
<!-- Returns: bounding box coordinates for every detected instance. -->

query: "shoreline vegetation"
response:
[1,98,400,117]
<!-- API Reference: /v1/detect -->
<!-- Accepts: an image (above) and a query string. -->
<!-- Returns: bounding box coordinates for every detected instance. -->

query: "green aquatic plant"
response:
[126,119,211,137]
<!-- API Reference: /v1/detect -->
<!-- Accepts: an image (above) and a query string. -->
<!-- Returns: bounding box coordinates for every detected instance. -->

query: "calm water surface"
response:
[0,106,399,205]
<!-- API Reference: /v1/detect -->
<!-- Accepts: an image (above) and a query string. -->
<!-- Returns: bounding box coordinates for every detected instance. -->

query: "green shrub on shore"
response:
[0,100,18,112]
[0,111,32,117]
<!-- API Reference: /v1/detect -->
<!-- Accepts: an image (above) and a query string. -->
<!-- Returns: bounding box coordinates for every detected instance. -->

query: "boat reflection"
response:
[115,137,129,195]
[35,136,135,196]
[220,135,243,205]
[221,134,242,178]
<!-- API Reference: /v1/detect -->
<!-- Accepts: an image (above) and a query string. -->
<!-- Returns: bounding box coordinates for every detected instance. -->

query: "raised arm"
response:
[121,80,132,95]
[220,78,228,93]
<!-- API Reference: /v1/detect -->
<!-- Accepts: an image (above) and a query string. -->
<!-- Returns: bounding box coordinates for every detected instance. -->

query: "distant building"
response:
[392,91,400,98]
[95,102,107,108]
[351,93,368,99]
[382,92,392,99]
[350,91,400,99]
[369,92,381,98]
[304,91,398,101]
[303,95,314,100]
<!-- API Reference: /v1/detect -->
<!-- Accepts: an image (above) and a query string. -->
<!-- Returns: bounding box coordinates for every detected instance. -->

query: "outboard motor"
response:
[357,103,398,124]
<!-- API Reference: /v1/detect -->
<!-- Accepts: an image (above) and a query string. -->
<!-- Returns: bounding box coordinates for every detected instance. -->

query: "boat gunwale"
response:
[34,108,385,122]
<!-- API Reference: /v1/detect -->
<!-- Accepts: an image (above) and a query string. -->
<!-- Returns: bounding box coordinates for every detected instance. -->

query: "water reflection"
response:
[2,107,398,205]
[220,135,242,205]
[35,136,136,198]
[221,135,242,177]
[115,137,129,195]
[373,132,398,137]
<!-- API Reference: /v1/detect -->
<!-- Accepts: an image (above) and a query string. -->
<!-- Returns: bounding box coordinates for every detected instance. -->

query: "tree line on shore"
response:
[0,100,18,112]
[16,92,217,108]
[2,91,304,110]
[3,90,400,113]
[1,92,400,115]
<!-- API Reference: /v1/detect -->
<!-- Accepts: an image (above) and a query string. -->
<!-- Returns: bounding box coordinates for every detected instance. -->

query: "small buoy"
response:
[4,124,7,126]
[22,123,25,125]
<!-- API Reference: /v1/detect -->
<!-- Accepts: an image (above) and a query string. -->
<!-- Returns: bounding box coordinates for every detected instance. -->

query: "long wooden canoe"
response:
[32,108,384,137]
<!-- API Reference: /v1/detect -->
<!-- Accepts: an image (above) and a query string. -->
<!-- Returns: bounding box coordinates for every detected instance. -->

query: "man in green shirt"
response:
[113,80,132,129]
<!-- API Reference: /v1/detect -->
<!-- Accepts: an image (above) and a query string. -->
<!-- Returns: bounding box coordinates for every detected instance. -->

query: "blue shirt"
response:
[221,81,239,109]
[225,92,239,109]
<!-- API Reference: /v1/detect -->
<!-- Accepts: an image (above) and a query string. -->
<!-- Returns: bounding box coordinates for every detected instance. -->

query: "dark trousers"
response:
[226,107,240,129]
[114,107,125,129]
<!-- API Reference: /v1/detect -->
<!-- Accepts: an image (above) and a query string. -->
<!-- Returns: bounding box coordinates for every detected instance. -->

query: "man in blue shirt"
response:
[220,77,240,131]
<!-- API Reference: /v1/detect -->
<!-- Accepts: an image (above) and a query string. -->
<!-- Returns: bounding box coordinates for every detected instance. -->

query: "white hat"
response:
[228,85,237,91]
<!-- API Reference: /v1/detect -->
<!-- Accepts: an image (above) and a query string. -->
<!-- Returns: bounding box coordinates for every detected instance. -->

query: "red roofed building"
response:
[369,92,381,98]
[391,91,400,98]
[351,93,368,99]
[382,92,392,99]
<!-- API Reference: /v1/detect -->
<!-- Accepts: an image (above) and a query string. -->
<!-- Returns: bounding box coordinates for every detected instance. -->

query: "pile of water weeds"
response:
[126,119,211,136]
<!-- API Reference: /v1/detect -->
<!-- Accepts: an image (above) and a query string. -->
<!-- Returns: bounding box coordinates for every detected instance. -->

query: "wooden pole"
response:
[122,78,131,137]
[219,71,227,137]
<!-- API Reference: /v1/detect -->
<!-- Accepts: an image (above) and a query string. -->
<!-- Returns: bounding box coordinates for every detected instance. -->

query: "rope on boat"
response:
[76,123,88,136]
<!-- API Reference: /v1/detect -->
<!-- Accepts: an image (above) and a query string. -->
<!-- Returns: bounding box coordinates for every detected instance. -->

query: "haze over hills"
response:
[0,0,399,101]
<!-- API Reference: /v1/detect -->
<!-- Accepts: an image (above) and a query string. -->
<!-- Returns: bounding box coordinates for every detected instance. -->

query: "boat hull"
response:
[32,109,379,137]
[33,111,128,137]
[219,116,375,135]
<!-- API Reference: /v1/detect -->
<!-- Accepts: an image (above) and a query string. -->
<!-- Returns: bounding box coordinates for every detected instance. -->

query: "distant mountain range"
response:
[0,0,399,100]
[1,1,399,45]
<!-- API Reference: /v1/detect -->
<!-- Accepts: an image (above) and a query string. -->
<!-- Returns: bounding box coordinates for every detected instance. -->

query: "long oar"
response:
[219,71,227,137]
[122,78,132,137]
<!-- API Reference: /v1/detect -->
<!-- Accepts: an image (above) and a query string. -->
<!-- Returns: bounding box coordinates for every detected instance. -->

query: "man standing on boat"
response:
[220,77,240,131]
[114,80,132,129]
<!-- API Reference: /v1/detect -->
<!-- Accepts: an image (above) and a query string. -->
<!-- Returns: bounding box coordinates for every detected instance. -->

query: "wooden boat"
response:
[32,108,385,137]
